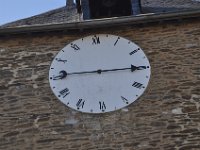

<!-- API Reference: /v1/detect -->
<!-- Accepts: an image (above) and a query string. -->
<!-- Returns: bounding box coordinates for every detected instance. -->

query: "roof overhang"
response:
[0,9,200,36]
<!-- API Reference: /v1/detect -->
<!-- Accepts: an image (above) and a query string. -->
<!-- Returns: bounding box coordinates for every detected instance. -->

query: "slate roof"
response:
[142,0,200,13]
[1,0,200,28]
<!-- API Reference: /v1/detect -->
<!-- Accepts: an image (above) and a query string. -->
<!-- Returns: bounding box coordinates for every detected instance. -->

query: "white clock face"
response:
[49,34,151,113]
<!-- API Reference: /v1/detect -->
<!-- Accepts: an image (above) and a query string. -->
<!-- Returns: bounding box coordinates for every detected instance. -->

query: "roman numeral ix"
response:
[55,58,68,63]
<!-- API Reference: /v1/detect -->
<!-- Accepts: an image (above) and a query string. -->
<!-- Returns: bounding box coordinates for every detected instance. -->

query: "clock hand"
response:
[131,65,148,71]
[53,70,67,80]
[66,65,148,76]
[101,65,148,73]
[52,65,148,79]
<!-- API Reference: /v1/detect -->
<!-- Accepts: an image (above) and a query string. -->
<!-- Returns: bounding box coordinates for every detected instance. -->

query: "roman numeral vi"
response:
[99,101,106,112]
[76,99,85,109]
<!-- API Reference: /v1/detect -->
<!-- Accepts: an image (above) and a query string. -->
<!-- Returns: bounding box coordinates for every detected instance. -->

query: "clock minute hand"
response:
[100,65,148,73]
[67,65,148,76]
[131,65,148,71]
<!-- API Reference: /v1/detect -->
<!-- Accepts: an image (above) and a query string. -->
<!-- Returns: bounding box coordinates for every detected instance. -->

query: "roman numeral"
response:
[121,96,129,104]
[129,48,140,55]
[59,88,70,98]
[132,82,144,89]
[92,35,100,45]
[99,101,106,112]
[71,43,80,51]
[114,37,120,46]
[55,58,67,63]
[76,99,85,109]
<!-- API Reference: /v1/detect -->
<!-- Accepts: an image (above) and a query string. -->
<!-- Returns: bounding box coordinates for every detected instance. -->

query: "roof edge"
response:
[0,9,200,35]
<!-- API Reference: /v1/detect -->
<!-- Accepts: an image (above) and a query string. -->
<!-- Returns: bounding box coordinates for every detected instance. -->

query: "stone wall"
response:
[0,20,200,149]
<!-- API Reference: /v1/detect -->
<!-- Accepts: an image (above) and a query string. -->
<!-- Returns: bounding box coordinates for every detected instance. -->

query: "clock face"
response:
[49,34,151,113]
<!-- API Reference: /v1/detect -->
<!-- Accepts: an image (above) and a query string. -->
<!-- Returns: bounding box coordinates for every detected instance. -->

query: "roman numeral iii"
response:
[132,82,144,89]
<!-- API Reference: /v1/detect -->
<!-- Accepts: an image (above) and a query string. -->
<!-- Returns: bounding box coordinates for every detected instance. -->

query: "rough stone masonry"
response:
[0,19,200,149]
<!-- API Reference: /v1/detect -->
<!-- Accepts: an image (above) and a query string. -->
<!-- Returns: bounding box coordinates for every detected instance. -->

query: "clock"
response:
[49,34,151,113]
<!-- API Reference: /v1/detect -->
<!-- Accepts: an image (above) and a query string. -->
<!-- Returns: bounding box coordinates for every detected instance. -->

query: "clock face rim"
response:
[49,34,151,114]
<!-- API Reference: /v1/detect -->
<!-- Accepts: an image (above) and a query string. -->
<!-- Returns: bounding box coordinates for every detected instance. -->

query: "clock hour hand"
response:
[53,70,67,80]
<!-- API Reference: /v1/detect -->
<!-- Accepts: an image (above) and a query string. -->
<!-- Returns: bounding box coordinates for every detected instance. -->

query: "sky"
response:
[0,0,66,25]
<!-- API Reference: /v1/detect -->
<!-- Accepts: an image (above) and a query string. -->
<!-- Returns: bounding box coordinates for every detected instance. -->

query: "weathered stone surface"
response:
[0,19,200,150]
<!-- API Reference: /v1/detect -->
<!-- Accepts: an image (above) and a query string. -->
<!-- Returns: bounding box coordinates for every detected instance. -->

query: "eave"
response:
[0,9,200,36]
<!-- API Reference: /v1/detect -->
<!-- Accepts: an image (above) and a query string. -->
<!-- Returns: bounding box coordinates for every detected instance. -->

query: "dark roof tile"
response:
[1,0,200,28]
